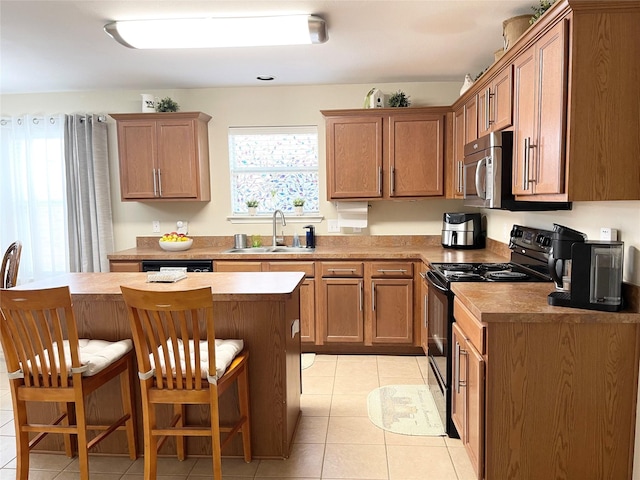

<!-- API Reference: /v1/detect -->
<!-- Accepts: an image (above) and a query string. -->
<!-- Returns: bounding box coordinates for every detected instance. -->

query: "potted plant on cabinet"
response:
[293,198,305,215]
[246,199,259,216]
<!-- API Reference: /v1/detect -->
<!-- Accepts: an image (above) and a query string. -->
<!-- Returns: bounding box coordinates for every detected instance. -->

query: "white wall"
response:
[3,80,640,476]
[1,82,639,286]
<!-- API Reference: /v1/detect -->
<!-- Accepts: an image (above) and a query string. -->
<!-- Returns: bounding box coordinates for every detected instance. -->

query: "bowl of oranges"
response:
[159,232,193,251]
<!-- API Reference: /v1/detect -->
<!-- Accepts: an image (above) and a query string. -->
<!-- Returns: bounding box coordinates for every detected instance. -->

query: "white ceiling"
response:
[0,0,535,95]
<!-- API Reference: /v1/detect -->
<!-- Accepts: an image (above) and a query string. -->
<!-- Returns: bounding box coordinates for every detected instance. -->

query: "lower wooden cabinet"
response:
[319,262,364,344]
[452,295,640,480]
[451,322,485,480]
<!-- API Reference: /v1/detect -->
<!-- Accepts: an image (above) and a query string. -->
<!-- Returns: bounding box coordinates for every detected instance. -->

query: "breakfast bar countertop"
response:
[15,271,305,301]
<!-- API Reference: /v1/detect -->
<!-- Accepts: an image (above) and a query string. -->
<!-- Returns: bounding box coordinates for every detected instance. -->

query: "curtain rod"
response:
[0,114,107,126]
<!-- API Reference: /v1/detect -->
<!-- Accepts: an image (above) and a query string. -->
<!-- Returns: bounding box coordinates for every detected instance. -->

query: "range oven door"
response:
[425,270,459,438]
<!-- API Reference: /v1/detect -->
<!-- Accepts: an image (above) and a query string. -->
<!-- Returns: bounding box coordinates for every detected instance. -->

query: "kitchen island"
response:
[13,271,305,459]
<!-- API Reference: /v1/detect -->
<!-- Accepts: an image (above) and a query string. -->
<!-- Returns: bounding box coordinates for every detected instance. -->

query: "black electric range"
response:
[424,225,554,438]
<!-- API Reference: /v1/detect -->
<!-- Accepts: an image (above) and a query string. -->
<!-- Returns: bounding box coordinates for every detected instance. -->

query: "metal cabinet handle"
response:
[328,268,357,273]
[458,161,463,193]
[359,281,363,312]
[152,168,158,197]
[390,167,395,195]
[371,281,376,311]
[485,87,491,130]
[376,269,407,273]
[455,341,468,394]
[157,169,163,197]
[378,166,382,196]
[423,293,428,328]
[522,137,536,191]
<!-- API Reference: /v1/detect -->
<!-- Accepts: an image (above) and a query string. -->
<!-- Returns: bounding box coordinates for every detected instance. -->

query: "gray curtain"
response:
[64,114,114,272]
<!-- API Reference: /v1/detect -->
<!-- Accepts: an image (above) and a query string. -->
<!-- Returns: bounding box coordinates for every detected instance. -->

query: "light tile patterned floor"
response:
[0,354,476,479]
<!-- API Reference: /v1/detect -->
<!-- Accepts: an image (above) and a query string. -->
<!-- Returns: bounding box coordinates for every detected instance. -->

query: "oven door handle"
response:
[425,271,449,294]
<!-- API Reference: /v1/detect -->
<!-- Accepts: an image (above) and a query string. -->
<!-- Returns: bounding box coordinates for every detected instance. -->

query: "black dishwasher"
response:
[141,259,213,272]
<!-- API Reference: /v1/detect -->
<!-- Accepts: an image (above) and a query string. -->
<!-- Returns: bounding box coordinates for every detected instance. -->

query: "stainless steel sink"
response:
[222,246,315,254]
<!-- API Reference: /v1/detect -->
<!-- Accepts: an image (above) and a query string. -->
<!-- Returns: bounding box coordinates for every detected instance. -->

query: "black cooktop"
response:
[431,262,550,283]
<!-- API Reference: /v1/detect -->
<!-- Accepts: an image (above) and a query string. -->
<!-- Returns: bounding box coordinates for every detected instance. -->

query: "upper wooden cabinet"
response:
[451,0,640,202]
[110,112,212,201]
[322,108,447,200]
[476,66,513,138]
[512,20,567,197]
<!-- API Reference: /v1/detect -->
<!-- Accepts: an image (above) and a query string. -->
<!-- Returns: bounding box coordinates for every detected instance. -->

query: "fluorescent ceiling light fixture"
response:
[104,15,327,49]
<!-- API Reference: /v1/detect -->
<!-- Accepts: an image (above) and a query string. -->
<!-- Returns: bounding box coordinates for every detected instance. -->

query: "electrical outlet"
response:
[328,219,340,233]
[352,227,361,233]
[152,220,160,233]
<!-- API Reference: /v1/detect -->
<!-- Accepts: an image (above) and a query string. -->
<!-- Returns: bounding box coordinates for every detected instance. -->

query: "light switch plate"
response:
[152,220,160,233]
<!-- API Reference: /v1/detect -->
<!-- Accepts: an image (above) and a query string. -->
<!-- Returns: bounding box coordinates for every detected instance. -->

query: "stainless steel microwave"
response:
[462,131,571,211]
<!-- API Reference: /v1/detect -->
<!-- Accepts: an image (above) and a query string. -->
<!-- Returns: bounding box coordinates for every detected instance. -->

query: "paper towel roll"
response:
[336,201,368,228]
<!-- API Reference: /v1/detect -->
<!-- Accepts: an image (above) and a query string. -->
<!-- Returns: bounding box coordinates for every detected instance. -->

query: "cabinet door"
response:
[477,87,490,138]
[299,279,316,344]
[326,116,383,199]
[156,119,199,198]
[117,120,157,199]
[388,114,444,197]
[420,271,429,354]
[534,20,567,195]
[370,279,413,344]
[464,96,478,144]
[320,278,364,343]
[492,66,513,132]
[451,323,466,438]
[452,106,465,198]
[512,47,537,196]
[466,338,485,480]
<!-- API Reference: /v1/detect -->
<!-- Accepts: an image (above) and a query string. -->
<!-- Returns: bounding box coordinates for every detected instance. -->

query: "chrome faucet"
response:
[272,209,287,246]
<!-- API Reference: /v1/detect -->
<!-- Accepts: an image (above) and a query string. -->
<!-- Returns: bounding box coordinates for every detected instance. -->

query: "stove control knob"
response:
[540,236,551,247]
[511,227,523,238]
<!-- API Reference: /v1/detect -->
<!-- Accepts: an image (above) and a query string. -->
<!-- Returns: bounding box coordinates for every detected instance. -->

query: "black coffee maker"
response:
[547,223,624,312]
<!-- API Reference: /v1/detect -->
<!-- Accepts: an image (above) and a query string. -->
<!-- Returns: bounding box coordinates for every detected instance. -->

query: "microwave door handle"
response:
[475,157,487,199]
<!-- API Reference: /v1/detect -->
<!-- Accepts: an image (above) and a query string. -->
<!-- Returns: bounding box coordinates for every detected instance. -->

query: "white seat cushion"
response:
[151,338,243,381]
[25,339,133,377]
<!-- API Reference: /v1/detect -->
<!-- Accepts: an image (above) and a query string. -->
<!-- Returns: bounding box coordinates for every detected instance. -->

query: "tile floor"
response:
[0,354,476,479]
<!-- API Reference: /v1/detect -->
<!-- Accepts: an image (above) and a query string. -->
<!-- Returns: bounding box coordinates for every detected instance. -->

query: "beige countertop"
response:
[452,282,640,324]
[14,272,305,302]
[107,235,510,265]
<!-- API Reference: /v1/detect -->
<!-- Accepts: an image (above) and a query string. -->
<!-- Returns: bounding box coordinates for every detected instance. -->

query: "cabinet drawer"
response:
[265,261,315,277]
[370,262,413,278]
[453,297,486,354]
[321,262,364,277]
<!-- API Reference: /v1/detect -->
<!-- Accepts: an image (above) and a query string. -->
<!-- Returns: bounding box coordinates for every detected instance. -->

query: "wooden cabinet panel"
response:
[156,120,199,198]
[214,261,262,272]
[478,66,513,137]
[323,108,447,200]
[325,115,383,199]
[371,279,413,344]
[513,20,567,197]
[321,278,364,343]
[299,279,316,344]
[451,106,465,198]
[369,261,413,278]
[265,261,315,277]
[464,96,478,144]
[321,262,364,277]
[111,112,211,201]
[116,121,157,198]
[452,321,485,480]
[109,261,141,272]
[388,113,444,197]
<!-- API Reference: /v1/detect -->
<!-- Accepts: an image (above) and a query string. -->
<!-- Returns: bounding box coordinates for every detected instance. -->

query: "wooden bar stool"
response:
[120,286,251,480]
[1,241,22,288]
[0,286,137,480]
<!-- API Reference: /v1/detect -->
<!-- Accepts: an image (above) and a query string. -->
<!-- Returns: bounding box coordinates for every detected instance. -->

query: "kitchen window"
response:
[228,126,319,215]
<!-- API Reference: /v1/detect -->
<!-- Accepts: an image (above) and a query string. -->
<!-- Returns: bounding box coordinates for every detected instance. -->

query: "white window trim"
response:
[227,214,324,224]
